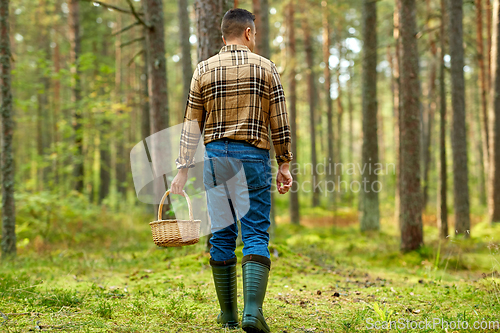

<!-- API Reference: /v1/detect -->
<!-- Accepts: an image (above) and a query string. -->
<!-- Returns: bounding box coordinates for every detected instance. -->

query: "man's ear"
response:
[245,27,251,41]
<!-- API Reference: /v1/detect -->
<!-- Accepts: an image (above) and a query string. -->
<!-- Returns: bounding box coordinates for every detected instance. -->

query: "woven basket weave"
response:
[150,190,201,247]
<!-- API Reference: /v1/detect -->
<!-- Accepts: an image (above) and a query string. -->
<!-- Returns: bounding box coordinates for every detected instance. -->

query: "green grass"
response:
[1,204,500,332]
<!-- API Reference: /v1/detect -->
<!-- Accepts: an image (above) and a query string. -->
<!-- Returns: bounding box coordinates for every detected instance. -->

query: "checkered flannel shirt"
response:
[175,44,293,169]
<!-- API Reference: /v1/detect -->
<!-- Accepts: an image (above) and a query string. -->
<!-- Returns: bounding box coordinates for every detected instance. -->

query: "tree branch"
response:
[128,49,145,66]
[120,36,145,48]
[112,21,141,36]
[79,0,143,15]
[125,0,150,28]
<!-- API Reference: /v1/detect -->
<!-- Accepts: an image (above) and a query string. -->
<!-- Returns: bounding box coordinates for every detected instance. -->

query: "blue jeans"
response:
[204,139,272,261]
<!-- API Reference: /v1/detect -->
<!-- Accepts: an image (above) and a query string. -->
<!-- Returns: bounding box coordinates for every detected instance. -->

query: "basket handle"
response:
[158,189,194,222]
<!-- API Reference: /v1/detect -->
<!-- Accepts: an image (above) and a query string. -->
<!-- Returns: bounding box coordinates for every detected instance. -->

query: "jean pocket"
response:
[241,159,269,189]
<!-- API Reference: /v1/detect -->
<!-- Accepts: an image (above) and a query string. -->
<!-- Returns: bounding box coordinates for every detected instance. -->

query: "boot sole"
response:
[242,315,270,333]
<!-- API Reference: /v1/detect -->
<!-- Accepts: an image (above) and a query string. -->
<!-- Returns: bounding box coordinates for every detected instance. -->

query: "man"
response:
[171,8,293,333]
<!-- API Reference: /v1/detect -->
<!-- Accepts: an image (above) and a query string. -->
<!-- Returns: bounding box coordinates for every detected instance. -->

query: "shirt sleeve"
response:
[175,68,206,169]
[269,62,293,166]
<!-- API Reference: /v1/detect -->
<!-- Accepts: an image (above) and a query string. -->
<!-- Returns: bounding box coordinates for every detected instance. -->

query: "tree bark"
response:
[477,0,491,203]
[69,0,84,192]
[179,0,192,102]
[400,0,423,251]
[194,0,232,62]
[287,0,300,225]
[448,0,471,236]
[360,0,380,231]
[488,0,493,92]
[99,39,111,203]
[253,0,270,58]
[438,0,448,239]
[141,23,150,140]
[489,0,500,223]
[336,37,344,196]
[194,0,234,250]
[301,12,319,208]
[53,31,61,186]
[394,0,402,226]
[422,38,437,209]
[322,0,335,206]
[1,0,16,258]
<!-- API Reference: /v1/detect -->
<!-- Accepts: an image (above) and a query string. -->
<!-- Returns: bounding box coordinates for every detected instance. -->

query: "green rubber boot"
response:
[210,257,239,328]
[241,254,271,333]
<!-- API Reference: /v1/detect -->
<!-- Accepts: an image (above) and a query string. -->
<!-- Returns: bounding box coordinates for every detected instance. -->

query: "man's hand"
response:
[171,168,188,195]
[276,162,293,194]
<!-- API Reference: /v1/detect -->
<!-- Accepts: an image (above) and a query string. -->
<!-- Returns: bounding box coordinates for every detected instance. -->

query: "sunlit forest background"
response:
[1,0,500,331]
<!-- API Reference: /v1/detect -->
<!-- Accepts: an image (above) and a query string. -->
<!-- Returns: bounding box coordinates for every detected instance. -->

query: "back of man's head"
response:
[221,8,256,41]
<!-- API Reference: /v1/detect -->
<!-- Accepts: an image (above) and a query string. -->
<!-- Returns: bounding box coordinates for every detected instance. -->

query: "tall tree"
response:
[489,0,500,223]
[360,0,380,231]
[488,0,493,92]
[287,0,300,224]
[252,0,276,238]
[253,0,269,58]
[179,0,192,102]
[99,39,111,203]
[195,0,232,61]
[336,32,345,198]
[422,37,437,208]
[448,0,470,237]
[301,9,319,208]
[393,0,402,226]
[400,0,423,251]
[322,1,334,205]
[194,0,234,249]
[1,0,16,257]
[477,0,490,202]
[438,0,448,239]
[143,0,169,134]
[69,0,84,192]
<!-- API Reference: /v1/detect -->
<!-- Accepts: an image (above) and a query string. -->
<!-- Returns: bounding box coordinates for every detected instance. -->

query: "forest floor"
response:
[1,213,500,332]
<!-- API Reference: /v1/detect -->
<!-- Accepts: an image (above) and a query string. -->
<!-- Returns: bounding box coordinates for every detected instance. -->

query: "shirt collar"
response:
[219,44,250,53]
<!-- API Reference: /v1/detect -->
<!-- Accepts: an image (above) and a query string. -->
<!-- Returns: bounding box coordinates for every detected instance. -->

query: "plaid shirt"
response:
[175,44,293,169]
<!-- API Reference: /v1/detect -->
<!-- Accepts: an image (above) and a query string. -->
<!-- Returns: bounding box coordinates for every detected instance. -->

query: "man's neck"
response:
[224,40,247,48]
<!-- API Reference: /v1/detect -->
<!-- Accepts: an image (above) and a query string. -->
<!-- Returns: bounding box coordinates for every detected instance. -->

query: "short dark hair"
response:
[221,8,255,40]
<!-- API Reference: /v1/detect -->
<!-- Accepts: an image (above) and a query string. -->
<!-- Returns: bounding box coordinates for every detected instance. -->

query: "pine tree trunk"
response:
[360,0,380,231]
[400,0,423,251]
[336,37,344,198]
[438,0,448,239]
[179,0,192,102]
[141,29,150,140]
[252,0,275,239]
[301,13,319,208]
[347,53,354,206]
[489,0,500,223]
[253,0,269,58]
[287,1,300,225]
[53,33,61,186]
[477,0,490,203]
[394,0,402,226]
[69,0,84,192]
[423,39,437,209]
[1,0,16,258]
[195,0,232,61]
[488,0,493,92]
[448,0,471,237]
[322,1,335,208]
[194,0,234,250]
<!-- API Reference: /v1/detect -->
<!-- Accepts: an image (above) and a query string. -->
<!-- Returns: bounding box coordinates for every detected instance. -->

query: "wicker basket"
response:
[150,190,201,247]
